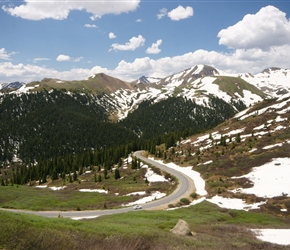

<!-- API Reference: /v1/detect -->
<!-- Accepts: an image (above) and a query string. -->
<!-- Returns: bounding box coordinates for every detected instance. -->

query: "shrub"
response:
[180,198,190,205]
[190,192,197,199]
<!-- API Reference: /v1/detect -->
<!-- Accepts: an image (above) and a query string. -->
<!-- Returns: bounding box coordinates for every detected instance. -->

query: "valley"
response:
[0,64,290,249]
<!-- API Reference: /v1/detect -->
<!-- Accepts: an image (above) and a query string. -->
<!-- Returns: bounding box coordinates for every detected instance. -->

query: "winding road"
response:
[1,151,195,219]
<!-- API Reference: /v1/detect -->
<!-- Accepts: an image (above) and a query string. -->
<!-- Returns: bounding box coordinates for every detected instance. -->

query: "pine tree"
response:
[114,168,121,180]
[73,171,78,181]
[51,168,58,181]
[131,157,137,169]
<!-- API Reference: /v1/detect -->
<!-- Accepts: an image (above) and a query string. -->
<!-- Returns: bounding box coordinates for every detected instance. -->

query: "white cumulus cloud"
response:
[2,43,290,83]
[107,45,290,81]
[218,5,290,50]
[2,0,140,20]
[168,5,193,21]
[56,54,71,62]
[146,39,162,54]
[109,32,116,39]
[110,35,145,51]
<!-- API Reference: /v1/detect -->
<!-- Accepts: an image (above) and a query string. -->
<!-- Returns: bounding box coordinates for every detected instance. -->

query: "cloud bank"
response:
[2,0,140,20]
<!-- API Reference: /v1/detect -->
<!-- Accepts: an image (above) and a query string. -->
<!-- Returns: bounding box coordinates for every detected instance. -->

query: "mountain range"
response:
[0,64,289,166]
[3,65,289,121]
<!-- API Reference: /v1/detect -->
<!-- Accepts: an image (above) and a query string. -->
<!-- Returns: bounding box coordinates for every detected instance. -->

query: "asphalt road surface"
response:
[2,151,194,219]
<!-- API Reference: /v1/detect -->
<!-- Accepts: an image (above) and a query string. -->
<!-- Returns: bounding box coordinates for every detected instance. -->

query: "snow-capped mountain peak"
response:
[0,81,26,91]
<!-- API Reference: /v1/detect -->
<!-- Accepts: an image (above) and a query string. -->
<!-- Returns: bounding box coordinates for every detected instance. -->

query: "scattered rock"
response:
[170,219,192,236]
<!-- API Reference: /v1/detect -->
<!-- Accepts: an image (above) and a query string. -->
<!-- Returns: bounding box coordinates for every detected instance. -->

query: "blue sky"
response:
[0,0,290,83]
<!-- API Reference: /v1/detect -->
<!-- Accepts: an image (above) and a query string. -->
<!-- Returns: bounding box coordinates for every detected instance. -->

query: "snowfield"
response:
[251,229,290,246]
[207,196,266,211]
[231,158,290,198]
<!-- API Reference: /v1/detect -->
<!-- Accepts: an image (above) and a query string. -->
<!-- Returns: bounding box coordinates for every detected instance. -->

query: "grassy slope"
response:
[0,201,288,250]
[26,74,134,94]
[213,76,267,98]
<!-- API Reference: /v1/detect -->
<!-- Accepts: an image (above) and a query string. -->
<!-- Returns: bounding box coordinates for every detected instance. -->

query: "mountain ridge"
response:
[1,65,290,122]
[2,64,289,95]
[15,73,135,94]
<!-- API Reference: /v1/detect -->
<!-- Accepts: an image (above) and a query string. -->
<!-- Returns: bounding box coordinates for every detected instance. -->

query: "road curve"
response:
[1,151,195,219]
[134,151,196,210]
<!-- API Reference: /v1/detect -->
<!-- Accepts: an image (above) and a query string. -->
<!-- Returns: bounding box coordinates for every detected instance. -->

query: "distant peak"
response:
[261,67,281,74]
[182,64,219,79]
[135,76,162,84]
[138,76,150,84]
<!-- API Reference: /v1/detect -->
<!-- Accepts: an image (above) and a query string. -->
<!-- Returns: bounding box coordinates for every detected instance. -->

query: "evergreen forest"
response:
[0,89,244,185]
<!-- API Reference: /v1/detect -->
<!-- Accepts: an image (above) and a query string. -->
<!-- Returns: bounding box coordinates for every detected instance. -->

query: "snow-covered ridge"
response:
[110,64,269,120]
[241,67,290,97]
[110,64,289,120]
[3,65,290,120]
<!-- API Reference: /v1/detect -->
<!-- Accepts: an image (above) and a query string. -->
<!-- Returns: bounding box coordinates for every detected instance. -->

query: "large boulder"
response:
[170,219,192,236]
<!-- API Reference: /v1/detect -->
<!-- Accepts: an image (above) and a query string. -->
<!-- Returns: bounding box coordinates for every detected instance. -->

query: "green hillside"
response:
[213,76,267,98]
[26,73,134,94]
[0,201,287,250]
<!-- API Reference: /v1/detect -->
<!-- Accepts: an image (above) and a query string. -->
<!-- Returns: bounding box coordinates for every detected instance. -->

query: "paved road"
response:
[1,151,195,219]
